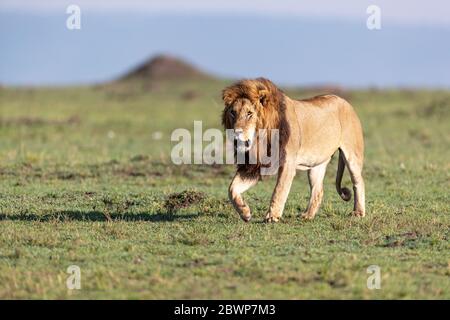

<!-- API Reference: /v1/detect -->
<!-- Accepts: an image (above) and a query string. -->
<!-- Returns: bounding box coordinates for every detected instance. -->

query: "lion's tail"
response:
[336,149,352,202]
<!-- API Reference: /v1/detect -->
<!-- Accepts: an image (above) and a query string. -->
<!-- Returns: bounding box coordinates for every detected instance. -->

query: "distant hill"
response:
[119,54,213,82]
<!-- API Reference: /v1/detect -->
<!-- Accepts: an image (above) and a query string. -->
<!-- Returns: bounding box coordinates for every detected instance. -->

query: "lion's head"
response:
[221,78,284,153]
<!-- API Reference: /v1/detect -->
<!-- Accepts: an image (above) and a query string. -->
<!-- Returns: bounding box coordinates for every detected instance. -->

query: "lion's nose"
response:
[236,134,250,144]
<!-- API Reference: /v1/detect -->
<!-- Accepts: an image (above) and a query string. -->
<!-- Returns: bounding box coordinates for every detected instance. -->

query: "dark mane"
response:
[221,78,290,176]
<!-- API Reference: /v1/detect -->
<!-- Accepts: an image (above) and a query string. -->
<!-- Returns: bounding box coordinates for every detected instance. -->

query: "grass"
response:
[0,80,449,299]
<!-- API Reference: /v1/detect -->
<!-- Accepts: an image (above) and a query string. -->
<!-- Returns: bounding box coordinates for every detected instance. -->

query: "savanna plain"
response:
[0,77,449,299]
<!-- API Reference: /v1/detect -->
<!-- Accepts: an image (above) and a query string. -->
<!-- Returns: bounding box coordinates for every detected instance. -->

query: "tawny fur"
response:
[222,78,366,222]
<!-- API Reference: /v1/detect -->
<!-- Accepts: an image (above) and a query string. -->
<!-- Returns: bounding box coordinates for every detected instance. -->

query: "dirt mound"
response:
[164,190,206,213]
[120,54,212,82]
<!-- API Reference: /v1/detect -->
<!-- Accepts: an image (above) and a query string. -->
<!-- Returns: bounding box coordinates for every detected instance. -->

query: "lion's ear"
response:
[222,87,237,107]
[258,89,269,107]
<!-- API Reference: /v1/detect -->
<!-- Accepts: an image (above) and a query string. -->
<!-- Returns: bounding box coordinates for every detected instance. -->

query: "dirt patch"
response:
[382,232,420,248]
[115,166,147,177]
[164,190,206,213]
[130,154,150,162]
[0,116,80,127]
[0,161,233,183]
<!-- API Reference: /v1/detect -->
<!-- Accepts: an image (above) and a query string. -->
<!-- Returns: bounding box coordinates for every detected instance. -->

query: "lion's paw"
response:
[301,212,315,220]
[239,207,252,222]
[351,210,365,217]
[264,213,280,223]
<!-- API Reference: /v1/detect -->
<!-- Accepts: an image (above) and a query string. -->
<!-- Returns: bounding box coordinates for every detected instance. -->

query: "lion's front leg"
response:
[228,171,259,222]
[265,163,296,223]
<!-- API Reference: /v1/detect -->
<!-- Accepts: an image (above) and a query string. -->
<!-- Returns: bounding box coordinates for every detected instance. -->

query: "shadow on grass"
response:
[0,210,198,222]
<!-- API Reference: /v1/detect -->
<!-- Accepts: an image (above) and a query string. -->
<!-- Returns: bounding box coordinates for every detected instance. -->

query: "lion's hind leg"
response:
[301,159,330,220]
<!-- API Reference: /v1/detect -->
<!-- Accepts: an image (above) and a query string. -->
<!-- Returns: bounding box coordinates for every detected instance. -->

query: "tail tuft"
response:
[340,187,352,202]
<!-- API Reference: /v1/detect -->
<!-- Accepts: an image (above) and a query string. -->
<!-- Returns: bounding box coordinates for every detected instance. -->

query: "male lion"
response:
[222,78,365,222]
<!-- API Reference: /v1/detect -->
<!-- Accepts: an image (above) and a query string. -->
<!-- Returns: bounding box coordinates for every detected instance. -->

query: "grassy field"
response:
[0,80,449,299]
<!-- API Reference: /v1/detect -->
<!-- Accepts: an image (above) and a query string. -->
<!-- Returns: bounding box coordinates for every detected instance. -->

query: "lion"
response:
[222,78,365,222]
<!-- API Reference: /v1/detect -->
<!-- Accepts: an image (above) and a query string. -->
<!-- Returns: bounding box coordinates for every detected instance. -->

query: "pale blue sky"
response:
[1,1,450,87]
[3,0,450,27]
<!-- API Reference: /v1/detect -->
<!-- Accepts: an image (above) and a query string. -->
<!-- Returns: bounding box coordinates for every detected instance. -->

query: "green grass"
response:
[0,81,449,299]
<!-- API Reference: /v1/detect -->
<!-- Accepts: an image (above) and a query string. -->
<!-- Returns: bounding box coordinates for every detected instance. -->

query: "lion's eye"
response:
[247,112,253,118]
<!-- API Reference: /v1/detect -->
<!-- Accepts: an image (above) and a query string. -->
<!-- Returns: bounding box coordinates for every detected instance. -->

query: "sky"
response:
[1,0,450,87]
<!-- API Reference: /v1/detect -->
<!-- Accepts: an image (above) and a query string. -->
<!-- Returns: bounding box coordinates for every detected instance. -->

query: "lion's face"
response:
[225,98,259,153]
